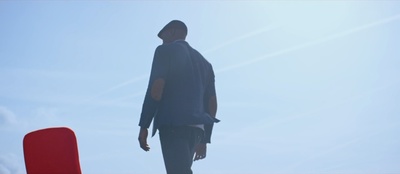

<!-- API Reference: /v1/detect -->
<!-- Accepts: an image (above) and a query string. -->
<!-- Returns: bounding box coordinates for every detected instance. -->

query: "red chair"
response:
[23,127,82,174]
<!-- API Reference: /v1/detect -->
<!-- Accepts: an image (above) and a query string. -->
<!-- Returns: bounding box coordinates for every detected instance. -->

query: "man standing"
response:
[138,20,219,174]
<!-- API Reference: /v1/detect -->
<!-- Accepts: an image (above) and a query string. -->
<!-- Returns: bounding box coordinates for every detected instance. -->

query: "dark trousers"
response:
[159,126,204,174]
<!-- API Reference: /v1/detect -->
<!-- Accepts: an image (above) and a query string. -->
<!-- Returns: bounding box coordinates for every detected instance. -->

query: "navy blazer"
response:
[139,40,219,143]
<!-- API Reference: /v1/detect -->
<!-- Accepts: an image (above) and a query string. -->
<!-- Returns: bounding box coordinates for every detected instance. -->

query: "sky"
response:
[1,1,400,174]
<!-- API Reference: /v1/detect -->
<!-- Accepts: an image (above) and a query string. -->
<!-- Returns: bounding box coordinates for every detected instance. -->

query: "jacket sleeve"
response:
[201,65,219,143]
[139,46,170,128]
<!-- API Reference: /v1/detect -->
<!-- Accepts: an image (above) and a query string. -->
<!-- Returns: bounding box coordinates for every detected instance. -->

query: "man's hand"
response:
[194,143,207,161]
[138,128,150,151]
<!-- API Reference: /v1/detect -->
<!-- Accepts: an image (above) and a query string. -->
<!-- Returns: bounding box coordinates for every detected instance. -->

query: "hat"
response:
[157,20,187,38]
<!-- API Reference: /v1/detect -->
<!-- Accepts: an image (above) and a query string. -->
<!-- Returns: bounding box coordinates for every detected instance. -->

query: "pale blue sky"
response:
[1,1,400,174]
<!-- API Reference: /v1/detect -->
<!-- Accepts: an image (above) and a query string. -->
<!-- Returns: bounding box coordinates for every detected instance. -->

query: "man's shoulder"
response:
[191,48,212,66]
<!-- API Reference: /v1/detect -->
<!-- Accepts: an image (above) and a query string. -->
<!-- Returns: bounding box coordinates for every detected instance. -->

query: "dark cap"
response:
[157,20,188,38]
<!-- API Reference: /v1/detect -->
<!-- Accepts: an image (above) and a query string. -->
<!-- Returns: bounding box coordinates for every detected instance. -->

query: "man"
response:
[138,20,219,174]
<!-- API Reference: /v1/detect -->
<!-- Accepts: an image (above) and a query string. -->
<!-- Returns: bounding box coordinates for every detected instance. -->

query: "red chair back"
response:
[23,127,82,174]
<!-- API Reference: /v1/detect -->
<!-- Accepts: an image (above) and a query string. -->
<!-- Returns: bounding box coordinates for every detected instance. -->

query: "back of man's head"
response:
[158,20,188,40]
